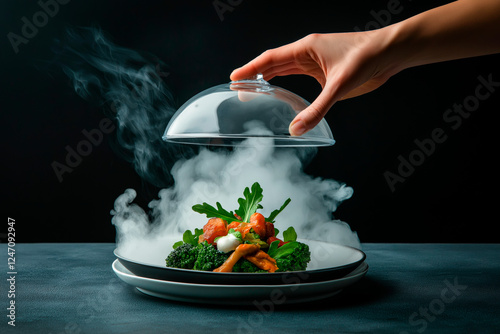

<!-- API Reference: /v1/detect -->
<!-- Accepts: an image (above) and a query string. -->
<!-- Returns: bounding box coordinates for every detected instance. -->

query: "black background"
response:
[2,0,499,243]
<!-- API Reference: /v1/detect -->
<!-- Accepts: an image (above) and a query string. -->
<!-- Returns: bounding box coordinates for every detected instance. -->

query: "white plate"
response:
[112,260,368,305]
[115,239,366,285]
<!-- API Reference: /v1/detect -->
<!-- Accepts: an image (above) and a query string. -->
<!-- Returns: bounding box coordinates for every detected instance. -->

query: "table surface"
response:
[1,243,499,334]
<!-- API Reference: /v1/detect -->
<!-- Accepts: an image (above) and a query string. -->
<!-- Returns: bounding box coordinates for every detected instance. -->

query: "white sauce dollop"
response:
[217,234,241,253]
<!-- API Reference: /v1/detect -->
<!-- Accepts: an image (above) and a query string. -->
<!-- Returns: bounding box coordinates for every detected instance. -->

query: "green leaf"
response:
[265,198,291,223]
[192,202,241,223]
[228,229,243,242]
[267,240,300,259]
[182,230,195,245]
[267,240,280,258]
[283,226,297,242]
[182,228,204,246]
[194,228,203,240]
[172,241,183,249]
[273,241,299,259]
[235,182,264,223]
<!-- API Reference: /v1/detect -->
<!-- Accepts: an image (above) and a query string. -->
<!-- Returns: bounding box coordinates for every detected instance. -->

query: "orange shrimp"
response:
[227,213,267,239]
[243,248,278,272]
[244,256,278,273]
[201,218,227,244]
[228,222,248,239]
[250,250,277,264]
[239,212,267,238]
[227,221,241,231]
[213,244,260,272]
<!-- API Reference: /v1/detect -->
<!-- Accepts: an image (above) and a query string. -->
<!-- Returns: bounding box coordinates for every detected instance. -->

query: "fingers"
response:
[232,62,303,82]
[230,63,260,81]
[289,80,341,136]
[236,91,259,102]
[230,43,299,81]
[260,63,307,81]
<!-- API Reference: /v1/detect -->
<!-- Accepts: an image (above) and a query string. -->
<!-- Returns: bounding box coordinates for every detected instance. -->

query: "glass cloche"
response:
[162,74,335,147]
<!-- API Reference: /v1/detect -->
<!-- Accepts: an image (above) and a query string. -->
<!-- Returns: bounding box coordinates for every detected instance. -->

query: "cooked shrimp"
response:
[250,250,277,264]
[244,256,278,273]
[243,250,278,272]
[201,218,227,244]
[213,244,260,272]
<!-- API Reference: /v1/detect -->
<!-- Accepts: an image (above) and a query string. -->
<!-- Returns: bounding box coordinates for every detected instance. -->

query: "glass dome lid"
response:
[162,74,335,147]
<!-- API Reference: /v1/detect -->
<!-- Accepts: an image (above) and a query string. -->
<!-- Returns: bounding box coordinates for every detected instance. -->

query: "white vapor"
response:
[111,136,360,263]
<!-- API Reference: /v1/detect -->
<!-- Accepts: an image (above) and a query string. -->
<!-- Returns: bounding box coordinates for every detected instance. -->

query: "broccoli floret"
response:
[193,242,229,271]
[232,258,267,273]
[276,242,311,272]
[165,243,199,269]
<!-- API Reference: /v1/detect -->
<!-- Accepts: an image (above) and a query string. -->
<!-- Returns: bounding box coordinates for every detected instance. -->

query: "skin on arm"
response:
[230,0,500,137]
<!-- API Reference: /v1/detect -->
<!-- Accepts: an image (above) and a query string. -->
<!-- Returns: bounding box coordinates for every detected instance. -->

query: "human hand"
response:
[230,31,398,136]
[231,0,500,137]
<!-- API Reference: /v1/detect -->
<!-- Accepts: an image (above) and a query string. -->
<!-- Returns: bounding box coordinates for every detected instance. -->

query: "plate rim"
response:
[112,259,369,288]
[113,259,369,305]
[113,239,366,278]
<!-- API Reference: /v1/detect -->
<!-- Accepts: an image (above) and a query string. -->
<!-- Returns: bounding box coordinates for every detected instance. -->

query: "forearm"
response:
[379,0,500,74]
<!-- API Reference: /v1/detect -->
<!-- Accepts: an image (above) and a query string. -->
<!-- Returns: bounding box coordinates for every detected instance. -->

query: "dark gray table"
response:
[1,243,498,333]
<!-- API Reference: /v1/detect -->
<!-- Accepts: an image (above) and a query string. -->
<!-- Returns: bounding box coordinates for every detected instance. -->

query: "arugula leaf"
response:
[273,241,300,259]
[265,198,291,224]
[235,182,264,223]
[183,228,204,246]
[192,202,241,223]
[267,240,300,259]
[172,241,184,249]
[267,240,280,258]
[283,226,297,242]
[172,228,203,249]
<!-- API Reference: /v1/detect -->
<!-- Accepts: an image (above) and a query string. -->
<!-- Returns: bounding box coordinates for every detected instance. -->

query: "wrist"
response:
[370,22,418,78]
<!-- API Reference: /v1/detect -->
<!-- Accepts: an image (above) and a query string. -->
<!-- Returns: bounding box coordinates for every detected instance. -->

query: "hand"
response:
[230,31,397,136]
[230,0,500,137]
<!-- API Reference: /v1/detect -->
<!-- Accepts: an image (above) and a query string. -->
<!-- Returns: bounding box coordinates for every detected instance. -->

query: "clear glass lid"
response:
[162,74,335,147]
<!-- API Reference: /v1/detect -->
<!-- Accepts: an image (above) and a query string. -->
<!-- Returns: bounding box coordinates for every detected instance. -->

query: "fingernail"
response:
[290,120,306,136]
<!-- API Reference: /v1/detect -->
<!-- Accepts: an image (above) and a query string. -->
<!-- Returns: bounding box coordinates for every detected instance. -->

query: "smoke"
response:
[54,26,195,188]
[57,27,360,263]
[111,138,359,263]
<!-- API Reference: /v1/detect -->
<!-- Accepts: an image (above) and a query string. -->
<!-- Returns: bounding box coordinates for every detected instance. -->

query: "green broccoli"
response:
[276,242,311,272]
[166,240,311,273]
[165,243,199,269]
[232,258,267,273]
[193,242,229,271]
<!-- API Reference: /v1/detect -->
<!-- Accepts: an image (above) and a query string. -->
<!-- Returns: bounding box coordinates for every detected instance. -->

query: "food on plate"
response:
[165,182,311,273]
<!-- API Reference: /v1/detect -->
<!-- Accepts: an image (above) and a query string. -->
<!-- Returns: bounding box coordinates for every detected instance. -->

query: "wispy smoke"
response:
[55,26,195,187]
[57,27,360,262]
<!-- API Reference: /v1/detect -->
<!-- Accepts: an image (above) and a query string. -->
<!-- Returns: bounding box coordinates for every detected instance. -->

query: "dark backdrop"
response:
[2,0,499,243]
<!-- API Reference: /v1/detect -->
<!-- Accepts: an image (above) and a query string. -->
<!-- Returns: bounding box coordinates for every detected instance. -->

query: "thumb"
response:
[289,80,341,136]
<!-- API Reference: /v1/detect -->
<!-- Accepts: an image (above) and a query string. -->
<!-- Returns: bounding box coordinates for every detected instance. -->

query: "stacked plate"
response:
[112,239,368,305]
